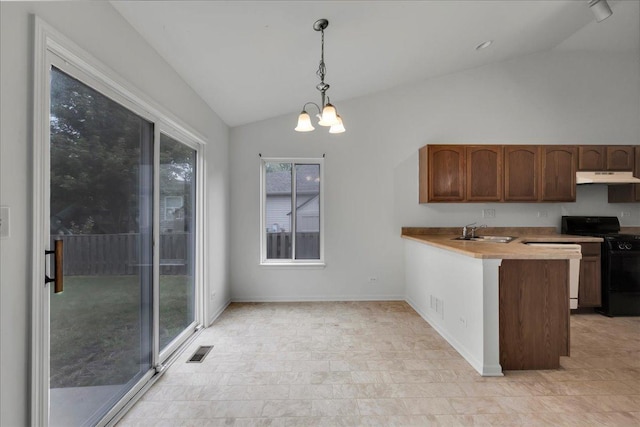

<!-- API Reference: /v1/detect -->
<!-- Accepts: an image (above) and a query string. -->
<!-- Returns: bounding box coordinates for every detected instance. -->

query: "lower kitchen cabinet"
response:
[578,243,602,308]
[499,259,569,370]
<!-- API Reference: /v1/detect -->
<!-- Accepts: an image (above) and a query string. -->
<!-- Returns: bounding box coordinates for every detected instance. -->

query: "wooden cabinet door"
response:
[499,260,569,369]
[466,146,503,201]
[608,146,640,202]
[579,145,633,171]
[504,146,539,201]
[578,243,601,307]
[578,146,605,170]
[427,145,465,202]
[606,146,634,171]
[541,146,577,202]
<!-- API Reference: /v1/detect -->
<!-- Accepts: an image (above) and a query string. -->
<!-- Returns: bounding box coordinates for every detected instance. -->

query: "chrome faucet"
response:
[469,224,487,238]
[461,222,476,239]
[462,223,487,239]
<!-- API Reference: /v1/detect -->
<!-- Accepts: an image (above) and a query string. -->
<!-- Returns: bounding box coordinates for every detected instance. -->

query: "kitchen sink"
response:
[453,235,516,243]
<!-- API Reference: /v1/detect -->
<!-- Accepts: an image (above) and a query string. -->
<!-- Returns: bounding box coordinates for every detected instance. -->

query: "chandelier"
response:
[295,19,345,134]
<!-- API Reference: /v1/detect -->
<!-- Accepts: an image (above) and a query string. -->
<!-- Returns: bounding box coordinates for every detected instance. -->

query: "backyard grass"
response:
[50,275,192,388]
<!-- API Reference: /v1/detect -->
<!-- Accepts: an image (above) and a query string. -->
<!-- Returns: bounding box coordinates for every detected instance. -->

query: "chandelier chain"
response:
[316,28,326,85]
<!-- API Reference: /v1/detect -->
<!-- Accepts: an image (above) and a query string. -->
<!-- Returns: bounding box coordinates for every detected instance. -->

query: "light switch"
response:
[0,206,9,238]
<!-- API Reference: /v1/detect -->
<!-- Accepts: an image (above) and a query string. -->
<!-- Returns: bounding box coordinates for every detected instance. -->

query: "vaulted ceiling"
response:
[112,1,640,127]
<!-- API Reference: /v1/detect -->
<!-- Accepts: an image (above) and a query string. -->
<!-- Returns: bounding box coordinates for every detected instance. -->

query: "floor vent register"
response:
[187,345,213,363]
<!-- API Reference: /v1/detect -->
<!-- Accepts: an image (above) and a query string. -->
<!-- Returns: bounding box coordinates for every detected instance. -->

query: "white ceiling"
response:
[112,1,639,128]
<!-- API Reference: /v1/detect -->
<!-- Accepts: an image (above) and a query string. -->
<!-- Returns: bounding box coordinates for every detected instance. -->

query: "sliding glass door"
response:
[47,66,200,426]
[159,134,197,352]
[49,67,154,426]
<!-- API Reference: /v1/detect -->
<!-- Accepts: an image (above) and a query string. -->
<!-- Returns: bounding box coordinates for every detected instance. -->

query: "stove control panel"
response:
[606,237,640,252]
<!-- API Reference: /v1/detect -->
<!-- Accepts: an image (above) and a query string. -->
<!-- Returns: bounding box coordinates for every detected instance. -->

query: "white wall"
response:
[0,2,229,425]
[229,49,640,302]
[404,239,502,376]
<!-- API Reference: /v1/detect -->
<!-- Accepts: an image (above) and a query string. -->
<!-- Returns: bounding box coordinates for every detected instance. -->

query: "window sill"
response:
[260,262,326,269]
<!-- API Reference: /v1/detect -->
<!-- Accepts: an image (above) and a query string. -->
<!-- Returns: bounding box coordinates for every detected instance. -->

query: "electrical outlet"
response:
[621,211,631,217]
[537,211,548,218]
[482,209,495,218]
[459,316,467,328]
[369,277,378,282]
[0,206,9,239]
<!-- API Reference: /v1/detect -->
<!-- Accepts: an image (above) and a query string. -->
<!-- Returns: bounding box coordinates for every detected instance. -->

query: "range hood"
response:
[576,171,640,184]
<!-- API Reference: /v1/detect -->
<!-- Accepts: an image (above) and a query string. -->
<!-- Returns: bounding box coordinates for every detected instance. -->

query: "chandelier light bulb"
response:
[329,115,346,134]
[318,103,338,126]
[294,111,315,132]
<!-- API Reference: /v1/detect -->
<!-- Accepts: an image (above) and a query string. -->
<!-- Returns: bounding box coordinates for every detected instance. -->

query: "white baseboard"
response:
[230,295,405,303]
[405,297,503,377]
[207,298,231,326]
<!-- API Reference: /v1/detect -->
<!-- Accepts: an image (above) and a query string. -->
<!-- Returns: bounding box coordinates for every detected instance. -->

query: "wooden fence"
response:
[52,233,191,276]
[55,232,317,274]
[266,232,319,259]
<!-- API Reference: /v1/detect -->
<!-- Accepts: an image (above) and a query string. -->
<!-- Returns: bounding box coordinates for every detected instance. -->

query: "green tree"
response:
[50,68,147,234]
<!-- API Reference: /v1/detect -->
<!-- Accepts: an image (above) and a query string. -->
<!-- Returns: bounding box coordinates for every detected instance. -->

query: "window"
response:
[261,158,324,264]
[164,196,184,221]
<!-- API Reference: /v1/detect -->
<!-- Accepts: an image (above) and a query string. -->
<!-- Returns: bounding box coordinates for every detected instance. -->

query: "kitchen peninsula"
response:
[402,227,601,376]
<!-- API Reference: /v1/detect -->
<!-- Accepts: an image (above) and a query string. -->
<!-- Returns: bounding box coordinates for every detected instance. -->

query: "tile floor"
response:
[118,301,640,426]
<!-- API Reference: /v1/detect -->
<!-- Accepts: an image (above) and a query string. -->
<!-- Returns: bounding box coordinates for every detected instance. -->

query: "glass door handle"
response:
[45,239,64,294]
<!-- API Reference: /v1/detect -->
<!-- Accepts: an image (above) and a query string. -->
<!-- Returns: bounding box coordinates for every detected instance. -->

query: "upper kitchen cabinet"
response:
[606,146,635,171]
[540,146,577,202]
[608,146,640,203]
[578,146,605,170]
[419,145,465,202]
[578,145,634,171]
[504,146,539,202]
[466,146,503,202]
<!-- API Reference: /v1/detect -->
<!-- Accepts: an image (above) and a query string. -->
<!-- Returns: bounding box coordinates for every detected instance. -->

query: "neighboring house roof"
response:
[266,165,320,195]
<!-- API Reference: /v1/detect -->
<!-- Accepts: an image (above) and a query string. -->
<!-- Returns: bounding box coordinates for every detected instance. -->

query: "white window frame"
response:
[32,15,207,427]
[260,157,325,266]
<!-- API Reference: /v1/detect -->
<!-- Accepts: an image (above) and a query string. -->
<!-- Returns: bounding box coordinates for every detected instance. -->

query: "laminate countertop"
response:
[401,227,602,260]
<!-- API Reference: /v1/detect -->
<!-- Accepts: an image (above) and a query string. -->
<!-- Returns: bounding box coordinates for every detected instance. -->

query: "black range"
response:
[562,216,640,317]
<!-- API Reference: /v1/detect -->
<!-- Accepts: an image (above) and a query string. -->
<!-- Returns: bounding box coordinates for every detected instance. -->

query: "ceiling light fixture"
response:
[295,19,345,134]
[589,0,612,22]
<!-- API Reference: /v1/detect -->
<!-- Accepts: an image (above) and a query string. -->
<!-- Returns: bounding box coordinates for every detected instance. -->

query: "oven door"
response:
[605,250,640,292]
